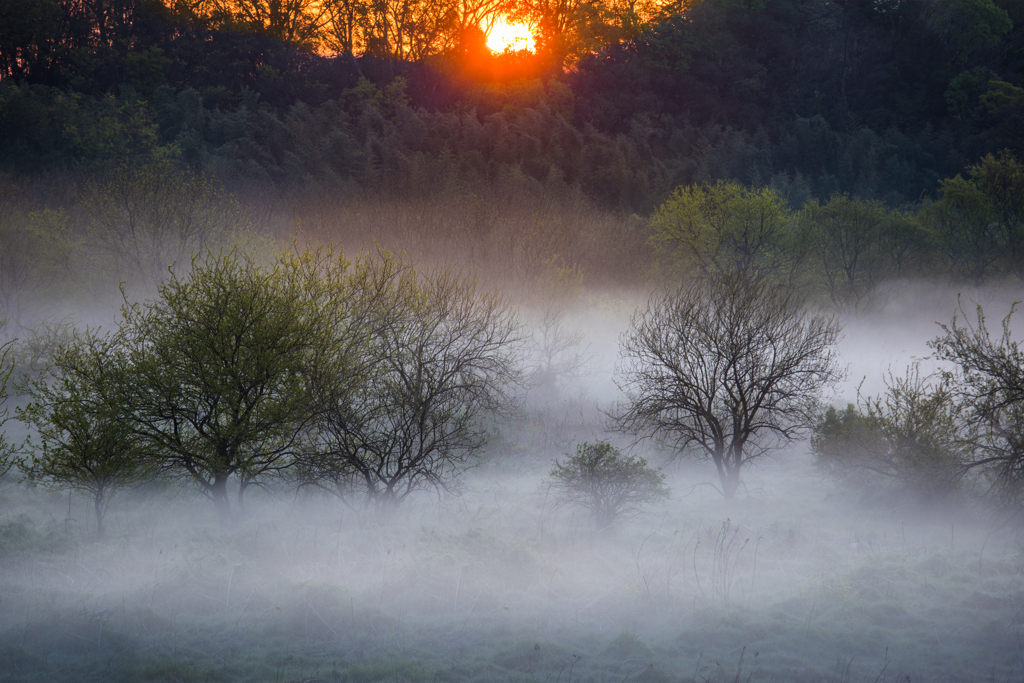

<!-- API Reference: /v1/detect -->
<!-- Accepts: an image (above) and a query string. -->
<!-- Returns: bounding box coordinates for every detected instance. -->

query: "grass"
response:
[0,453,1022,683]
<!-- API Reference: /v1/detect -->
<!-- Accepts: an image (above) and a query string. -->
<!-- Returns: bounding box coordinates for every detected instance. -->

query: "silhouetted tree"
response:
[614,274,843,499]
[298,250,525,512]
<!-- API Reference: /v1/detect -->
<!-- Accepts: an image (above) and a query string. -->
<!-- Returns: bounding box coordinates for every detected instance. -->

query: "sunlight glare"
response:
[486,17,534,53]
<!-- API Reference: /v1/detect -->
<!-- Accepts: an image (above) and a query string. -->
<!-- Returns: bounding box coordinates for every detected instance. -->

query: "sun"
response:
[486,17,534,53]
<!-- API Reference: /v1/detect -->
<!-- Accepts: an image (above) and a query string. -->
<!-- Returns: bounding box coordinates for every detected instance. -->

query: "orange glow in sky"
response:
[486,18,534,53]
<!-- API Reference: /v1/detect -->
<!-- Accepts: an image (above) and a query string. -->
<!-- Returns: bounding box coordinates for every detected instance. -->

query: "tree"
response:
[0,188,77,323]
[207,0,330,48]
[298,250,524,512]
[515,302,595,449]
[614,274,843,499]
[0,320,16,476]
[525,304,588,409]
[116,248,334,522]
[84,159,248,291]
[0,0,61,81]
[16,330,152,539]
[968,151,1024,281]
[923,153,1024,286]
[802,194,892,314]
[811,363,973,500]
[649,181,801,287]
[929,301,1024,507]
[548,441,669,529]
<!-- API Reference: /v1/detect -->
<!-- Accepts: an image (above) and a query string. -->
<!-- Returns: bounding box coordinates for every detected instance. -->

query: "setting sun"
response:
[485,17,534,53]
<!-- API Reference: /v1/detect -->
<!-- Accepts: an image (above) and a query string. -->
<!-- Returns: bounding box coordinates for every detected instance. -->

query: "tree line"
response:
[650,151,1024,313]
[1,0,1021,212]
[2,150,1023,341]
[4,246,1024,536]
[4,246,525,535]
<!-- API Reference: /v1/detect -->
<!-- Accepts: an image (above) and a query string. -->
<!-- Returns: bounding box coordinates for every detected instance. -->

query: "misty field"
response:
[1,451,1021,683]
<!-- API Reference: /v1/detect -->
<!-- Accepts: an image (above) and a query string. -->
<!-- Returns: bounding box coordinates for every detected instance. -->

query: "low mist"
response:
[2,274,1022,683]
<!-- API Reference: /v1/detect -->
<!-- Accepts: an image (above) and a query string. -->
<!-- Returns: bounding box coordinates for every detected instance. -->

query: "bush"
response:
[548,442,669,529]
[812,363,972,501]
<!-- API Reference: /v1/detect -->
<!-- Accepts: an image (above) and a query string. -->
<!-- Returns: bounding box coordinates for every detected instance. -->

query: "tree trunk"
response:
[720,470,740,499]
[94,491,105,540]
[713,447,741,499]
[210,474,233,524]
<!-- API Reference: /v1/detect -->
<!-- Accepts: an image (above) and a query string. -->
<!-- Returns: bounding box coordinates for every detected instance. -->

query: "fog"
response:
[2,272,1023,683]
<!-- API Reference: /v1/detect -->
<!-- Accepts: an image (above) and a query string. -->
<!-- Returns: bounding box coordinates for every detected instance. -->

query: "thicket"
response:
[812,364,974,502]
[812,305,1024,511]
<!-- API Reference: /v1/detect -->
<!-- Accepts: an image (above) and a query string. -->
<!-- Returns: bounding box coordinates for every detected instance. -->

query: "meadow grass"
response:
[0,453,1021,683]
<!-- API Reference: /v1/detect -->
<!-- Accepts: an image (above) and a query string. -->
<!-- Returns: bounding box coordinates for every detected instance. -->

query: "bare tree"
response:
[298,251,525,512]
[613,275,843,499]
[84,160,247,291]
[930,300,1024,507]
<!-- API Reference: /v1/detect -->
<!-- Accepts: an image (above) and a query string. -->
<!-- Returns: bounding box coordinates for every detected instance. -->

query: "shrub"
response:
[548,442,669,529]
[812,363,972,500]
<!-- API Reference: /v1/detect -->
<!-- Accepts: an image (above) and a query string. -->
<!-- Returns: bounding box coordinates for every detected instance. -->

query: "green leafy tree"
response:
[0,195,77,323]
[928,173,1000,285]
[926,152,1024,286]
[548,441,669,529]
[649,180,800,286]
[614,273,843,499]
[116,248,336,523]
[812,363,973,500]
[16,330,152,540]
[927,0,1012,66]
[968,151,1024,280]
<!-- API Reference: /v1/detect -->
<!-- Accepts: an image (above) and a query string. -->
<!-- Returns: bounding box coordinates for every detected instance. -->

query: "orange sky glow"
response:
[486,18,535,53]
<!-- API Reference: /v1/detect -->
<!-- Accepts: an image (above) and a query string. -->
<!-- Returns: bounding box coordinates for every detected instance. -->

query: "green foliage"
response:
[812,364,972,501]
[604,629,653,660]
[800,194,932,313]
[16,330,153,539]
[0,187,77,323]
[0,513,68,556]
[548,441,669,528]
[0,83,166,171]
[927,151,1024,284]
[928,0,1012,65]
[116,248,338,522]
[649,180,797,283]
